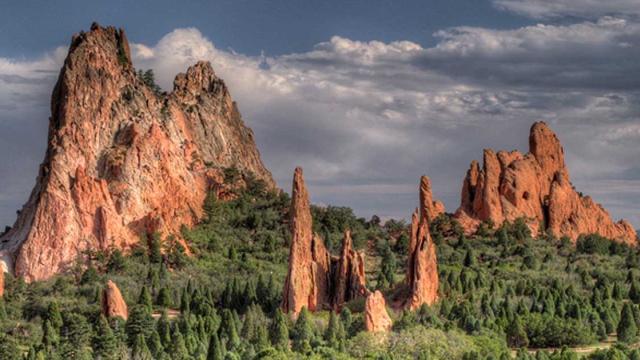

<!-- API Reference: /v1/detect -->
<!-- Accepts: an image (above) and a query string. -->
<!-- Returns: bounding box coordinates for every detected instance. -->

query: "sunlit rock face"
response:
[282,168,367,315]
[0,23,274,281]
[455,121,636,245]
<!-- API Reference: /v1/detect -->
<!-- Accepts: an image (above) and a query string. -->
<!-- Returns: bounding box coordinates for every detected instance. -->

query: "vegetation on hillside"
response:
[0,170,639,359]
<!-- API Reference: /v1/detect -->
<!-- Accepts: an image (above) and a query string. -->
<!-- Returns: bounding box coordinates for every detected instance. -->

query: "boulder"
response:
[102,280,128,320]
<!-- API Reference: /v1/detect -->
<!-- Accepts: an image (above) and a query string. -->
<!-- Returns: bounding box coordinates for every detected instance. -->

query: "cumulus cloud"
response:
[493,0,640,19]
[1,17,640,228]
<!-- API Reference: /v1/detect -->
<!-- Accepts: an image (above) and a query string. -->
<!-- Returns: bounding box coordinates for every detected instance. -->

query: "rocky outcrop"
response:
[102,280,128,320]
[0,269,4,298]
[333,230,367,311]
[404,176,439,310]
[282,168,367,315]
[364,290,393,332]
[455,122,636,244]
[419,176,445,222]
[0,23,274,281]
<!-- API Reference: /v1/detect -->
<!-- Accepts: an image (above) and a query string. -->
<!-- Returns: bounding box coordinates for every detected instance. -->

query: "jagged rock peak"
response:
[454,121,636,244]
[282,168,367,315]
[282,167,318,315]
[364,291,393,333]
[404,176,439,309]
[333,230,367,311]
[0,23,274,281]
[419,175,445,222]
[101,280,128,320]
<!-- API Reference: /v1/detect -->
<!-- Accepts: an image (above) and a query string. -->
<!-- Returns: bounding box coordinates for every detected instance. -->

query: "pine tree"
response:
[149,232,163,263]
[220,309,241,351]
[157,287,172,308]
[207,333,224,360]
[324,311,344,349]
[147,330,165,359]
[42,319,60,348]
[126,305,155,346]
[618,303,638,343]
[138,286,154,313]
[0,335,22,360]
[463,248,476,267]
[157,310,172,346]
[170,326,190,360]
[270,309,289,351]
[340,308,353,337]
[47,301,64,330]
[93,315,118,360]
[60,313,93,360]
[132,334,153,360]
[292,307,313,354]
[631,282,640,304]
[506,316,529,348]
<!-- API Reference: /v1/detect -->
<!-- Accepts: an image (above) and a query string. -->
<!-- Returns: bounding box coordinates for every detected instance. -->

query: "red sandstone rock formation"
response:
[333,230,367,311]
[364,290,393,332]
[102,280,128,320]
[405,176,439,310]
[0,24,274,281]
[419,175,445,222]
[455,122,636,244]
[0,268,4,298]
[282,168,367,315]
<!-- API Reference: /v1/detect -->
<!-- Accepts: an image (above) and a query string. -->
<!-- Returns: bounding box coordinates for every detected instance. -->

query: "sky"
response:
[1,0,640,229]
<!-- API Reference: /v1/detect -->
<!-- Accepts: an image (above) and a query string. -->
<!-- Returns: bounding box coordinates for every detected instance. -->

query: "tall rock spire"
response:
[0,24,274,281]
[102,280,128,320]
[405,176,439,309]
[282,168,367,315]
[454,121,636,244]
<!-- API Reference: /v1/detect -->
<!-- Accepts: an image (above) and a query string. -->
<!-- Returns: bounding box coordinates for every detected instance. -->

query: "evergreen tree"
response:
[47,301,64,330]
[271,309,290,351]
[138,286,154,313]
[292,307,313,354]
[0,335,22,360]
[157,287,172,308]
[506,316,529,348]
[324,311,344,349]
[617,303,638,343]
[126,305,155,346]
[131,334,153,360]
[60,312,93,360]
[42,319,60,348]
[149,233,163,263]
[207,333,224,360]
[340,308,353,337]
[630,282,640,304]
[93,315,118,360]
[170,326,190,360]
[463,248,476,267]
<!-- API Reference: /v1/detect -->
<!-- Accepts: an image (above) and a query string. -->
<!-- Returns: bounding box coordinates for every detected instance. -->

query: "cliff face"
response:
[455,122,636,244]
[0,24,274,281]
[281,168,367,315]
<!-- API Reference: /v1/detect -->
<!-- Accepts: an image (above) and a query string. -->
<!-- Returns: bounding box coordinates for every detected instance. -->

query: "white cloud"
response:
[2,17,640,228]
[493,0,640,19]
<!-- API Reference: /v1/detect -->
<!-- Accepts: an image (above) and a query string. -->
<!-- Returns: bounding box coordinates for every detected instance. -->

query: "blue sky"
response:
[0,0,530,57]
[1,0,640,229]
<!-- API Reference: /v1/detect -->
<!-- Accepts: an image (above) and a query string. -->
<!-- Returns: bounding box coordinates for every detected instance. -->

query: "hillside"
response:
[1,171,640,359]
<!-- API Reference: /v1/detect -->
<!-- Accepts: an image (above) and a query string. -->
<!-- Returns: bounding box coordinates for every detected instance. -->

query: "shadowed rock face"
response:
[282,168,367,315]
[102,280,128,320]
[404,176,439,310]
[0,23,274,281]
[364,290,393,332]
[455,122,636,245]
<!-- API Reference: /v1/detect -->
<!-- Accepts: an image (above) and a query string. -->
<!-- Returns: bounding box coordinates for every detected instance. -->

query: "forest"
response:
[1,170,639,360]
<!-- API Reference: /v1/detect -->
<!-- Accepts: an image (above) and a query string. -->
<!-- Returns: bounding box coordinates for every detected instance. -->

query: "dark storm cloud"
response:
[1,16,639,229]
